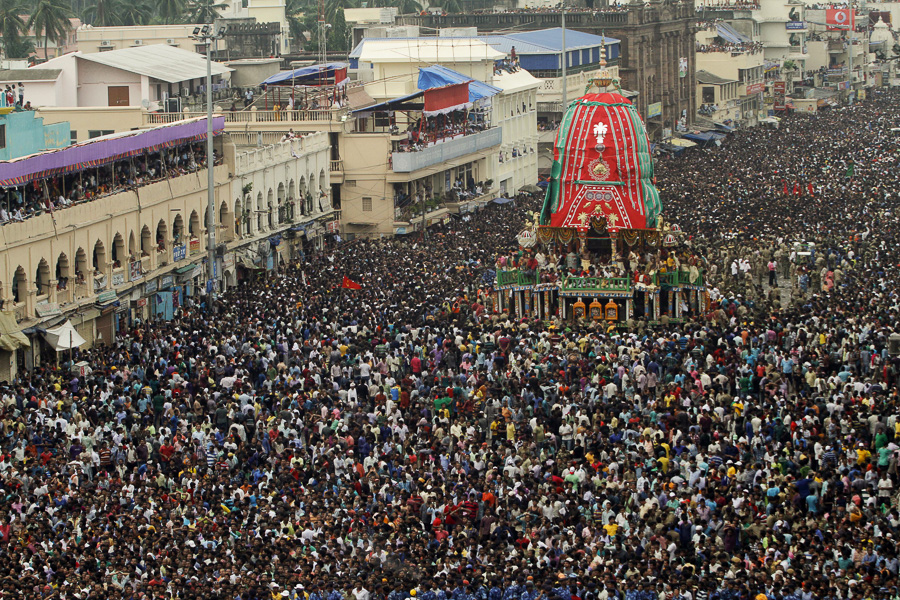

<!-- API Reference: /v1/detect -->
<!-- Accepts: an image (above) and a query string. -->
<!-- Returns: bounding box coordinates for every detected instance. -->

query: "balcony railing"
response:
[391,128,502,173]
[561,276,632,293]
[144,107,348,127]
[655,270,705,287]
[330,159,343,172]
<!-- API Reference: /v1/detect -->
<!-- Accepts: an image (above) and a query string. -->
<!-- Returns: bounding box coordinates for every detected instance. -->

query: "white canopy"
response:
[42,320,86,351]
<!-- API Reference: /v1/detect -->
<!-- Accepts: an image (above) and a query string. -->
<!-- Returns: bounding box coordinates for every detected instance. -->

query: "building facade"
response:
[0,119,331,379]
[396,3,697,138]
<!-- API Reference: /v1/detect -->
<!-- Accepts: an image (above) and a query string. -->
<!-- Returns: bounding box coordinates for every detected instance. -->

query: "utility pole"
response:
[190,24,227,314]
[561,4,567,113]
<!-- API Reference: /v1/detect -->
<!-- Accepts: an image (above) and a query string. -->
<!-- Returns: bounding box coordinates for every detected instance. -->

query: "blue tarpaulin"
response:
[418,65,501,104]
[682,131,726,144]
[262,63,349,86]
[492,197,514,205]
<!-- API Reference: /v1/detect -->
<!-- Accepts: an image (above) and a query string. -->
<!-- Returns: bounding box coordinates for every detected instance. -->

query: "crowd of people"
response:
[0,142,216,225]
[3,89,900,600]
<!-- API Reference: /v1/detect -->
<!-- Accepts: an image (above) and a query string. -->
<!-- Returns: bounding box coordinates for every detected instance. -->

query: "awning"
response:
[418,65,501,104]
[0,311,29,351]
[262,63,349,87]
[41,320,86,351]
[0,116,224,188]
[175,264,195,274]
[716,22,751,44]
[351,90,424,115]
[492,197,514,205]
[423,82,471,117]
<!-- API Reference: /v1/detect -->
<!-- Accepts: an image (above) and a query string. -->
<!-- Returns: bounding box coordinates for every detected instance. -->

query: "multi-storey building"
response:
[0,117,331,379]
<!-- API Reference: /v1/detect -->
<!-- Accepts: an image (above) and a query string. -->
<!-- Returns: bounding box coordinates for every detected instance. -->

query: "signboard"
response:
[173,244,187,262]
[96,290,117,304]
[745,82,765,95]
[160,274,174,289]
[837,80,850,91]
[130,260,143,282]
[35,302,61,318]
[144,279,158,295]
[223,252,235,270]
[785,21,805,30]
[678,57,688,78]
[136,297,147,308]
[857,89,866,100]
[326,220,340,233]
[189,238,201,254]
[111,271,125,287]
[826,8,855,31]
[773,81,786,110]
[648,102,662,118]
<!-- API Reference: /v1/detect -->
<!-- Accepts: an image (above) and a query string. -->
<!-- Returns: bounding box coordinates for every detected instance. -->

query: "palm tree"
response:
[118,0,151,26]
[0,0,27,59]
[324,0,357,24]
[397,0,422,14]
[157,0,185,25]
[28,0,71,60]
[285,0,306,44]
[82,0,120,26]
[183,0,228,23]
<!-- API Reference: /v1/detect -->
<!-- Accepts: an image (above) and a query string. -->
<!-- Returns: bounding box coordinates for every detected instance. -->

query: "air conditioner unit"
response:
[181,88,190,97]
[166,38,176,45]
[133,40,143,46]
[99,40,113,47]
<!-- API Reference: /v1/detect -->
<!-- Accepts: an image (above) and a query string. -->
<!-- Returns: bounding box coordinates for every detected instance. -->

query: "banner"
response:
[746,82,765,95]
[678,57,688,78]
[773,81,786,111]
[826,8,855,30]
[648,102,662,118]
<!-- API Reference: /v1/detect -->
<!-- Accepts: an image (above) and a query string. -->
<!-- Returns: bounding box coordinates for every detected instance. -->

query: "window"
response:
[70,131,78,143]
[88,130,115,139]
[0,124,6,149]
[362,197,373,212]
[702,87,716,104]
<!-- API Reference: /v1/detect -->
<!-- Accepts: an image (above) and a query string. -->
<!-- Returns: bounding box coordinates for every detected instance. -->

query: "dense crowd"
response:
[3,90,900,600]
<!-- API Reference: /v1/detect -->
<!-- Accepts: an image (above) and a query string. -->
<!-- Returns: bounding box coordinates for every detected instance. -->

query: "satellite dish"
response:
[141,99,150,109]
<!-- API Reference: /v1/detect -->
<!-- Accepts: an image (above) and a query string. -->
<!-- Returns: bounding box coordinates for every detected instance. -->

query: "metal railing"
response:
[144,107,348,126]
[496,269,539,287]
[655,270,705,287]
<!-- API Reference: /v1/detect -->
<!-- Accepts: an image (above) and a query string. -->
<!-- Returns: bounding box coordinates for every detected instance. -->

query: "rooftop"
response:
[76,44,233,84]
[353,38,506,63]
[0,69,62,82]
[697,70,739,85]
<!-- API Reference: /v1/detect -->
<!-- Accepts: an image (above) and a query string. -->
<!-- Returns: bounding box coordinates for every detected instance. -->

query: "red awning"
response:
[423,82,471,117]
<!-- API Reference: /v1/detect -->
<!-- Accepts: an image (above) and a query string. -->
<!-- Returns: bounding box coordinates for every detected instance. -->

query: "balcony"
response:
[496,269,539,288]
[561,276,632,294]
[391,128,501,173]
[330,158,344,184]
[144,107,348,127]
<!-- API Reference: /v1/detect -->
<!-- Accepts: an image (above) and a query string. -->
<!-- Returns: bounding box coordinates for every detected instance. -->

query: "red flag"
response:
[807,183,814,196]
[783,181,788,196]
[341,276,362,290]
[793,183,799,196]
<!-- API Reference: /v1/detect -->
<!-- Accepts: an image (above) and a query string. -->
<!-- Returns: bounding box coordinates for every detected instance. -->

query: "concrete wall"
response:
[493,86,539,195]
[341,133,393,238]
[227,59,283,88]
[0,111,70,160]
[76,61,143,107]
[76,25,200,54]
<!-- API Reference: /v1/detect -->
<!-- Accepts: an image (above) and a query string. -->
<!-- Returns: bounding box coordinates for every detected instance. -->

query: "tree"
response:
[327,7,348,53]
[285,0,307,44]
[82,0,120,26]
[323,0,357,24]
[157,0,185,25]
[184,0,228,23]
[397,0,422,14]
[118,0,151,26]
[0,0,27,59]
[28,0,71,60]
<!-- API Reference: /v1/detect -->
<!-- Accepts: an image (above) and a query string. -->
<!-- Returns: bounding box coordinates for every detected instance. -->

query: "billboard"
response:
[746,82,765,95]
[826,8,855,31]
[648,102,662,118]
[773,81,786,111]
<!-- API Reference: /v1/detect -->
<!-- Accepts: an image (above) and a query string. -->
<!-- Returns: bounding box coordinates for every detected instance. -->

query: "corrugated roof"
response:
[504,28,620,52]
[697,70,738,85]
[490,69,542,93]
[0,69,61,82]
[77,45,233,84]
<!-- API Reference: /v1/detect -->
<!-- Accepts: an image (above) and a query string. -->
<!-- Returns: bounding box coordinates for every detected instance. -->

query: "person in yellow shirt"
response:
[732,399,744,416]
[506,420,516,441]
[657,455,669,473]
[603,522,618,537]
[664,392,676,408]
[856,443,872,466]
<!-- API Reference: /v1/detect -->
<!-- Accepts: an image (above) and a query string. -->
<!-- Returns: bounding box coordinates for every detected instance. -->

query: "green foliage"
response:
[0,0,27,59]
[27,0,72,60]
[183,0,228,23]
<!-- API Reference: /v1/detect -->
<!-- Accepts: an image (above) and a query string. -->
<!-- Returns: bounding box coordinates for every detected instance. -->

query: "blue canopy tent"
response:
[681,131,726,145]
[417,65,501,104]
[262,63,349,86]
